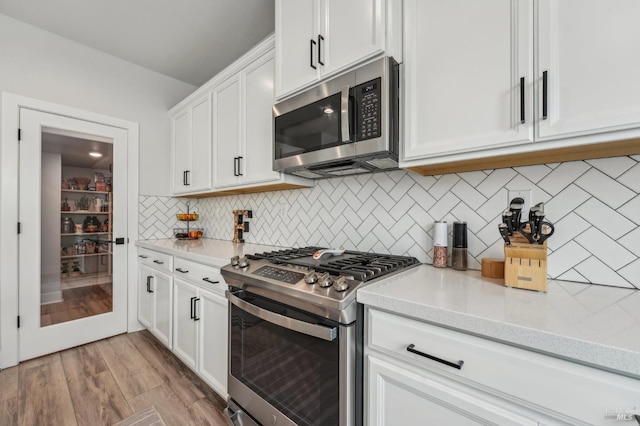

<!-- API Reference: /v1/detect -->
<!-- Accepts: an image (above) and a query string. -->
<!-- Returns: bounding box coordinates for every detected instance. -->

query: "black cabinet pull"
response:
[138,255,148,259]
[406,344,464,370]
[182,170,187,186]
[318,35,325,66]
[190,296,196,320]
[310,39,317,70]
[542,70,548,120]
[175,268,189,273]
[194,298,200,321]
[519,77,525,124]
[185,170,190,186]
[146,276,154,293]
[237,156,243,176]
[202,277,220,284]
[153,260,164,265]
[233,157,238,176]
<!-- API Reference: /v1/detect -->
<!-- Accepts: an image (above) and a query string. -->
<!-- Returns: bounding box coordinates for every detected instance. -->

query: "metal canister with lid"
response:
[61,217,75,234]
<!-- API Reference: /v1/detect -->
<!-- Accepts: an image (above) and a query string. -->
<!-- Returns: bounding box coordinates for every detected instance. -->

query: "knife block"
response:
[504,241,547,292]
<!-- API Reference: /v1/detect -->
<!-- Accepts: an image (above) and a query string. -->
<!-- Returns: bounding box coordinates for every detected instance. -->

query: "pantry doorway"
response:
[3,101,135,363]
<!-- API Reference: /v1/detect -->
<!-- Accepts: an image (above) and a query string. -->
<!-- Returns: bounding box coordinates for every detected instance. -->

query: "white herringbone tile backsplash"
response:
[139,156,640,289]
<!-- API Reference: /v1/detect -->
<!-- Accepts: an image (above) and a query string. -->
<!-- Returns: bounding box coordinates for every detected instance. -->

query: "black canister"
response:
[452,221,468,271]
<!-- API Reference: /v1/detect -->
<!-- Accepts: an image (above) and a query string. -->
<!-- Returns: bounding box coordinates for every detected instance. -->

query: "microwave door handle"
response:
[226,291,337,341]
[340,85,352,143]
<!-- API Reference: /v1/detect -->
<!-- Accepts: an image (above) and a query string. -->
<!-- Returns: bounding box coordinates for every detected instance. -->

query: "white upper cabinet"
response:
[275,0,400,99]
[275,0,319,98]
[403,0,534,161]
[170,35,311,196]
[170,93,212,195]
[536,0,640,140]
[402,0,640,167]
[213,52,281,188]
[243,54,282,184]
[212,75,242,189]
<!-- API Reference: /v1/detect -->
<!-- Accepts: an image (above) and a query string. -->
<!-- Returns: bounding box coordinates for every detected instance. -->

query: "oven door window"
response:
[230,292,339,426]
[274,92,345,159]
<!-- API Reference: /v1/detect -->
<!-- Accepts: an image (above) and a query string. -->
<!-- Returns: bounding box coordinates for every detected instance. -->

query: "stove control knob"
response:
[305,271,318,284]
[230,255,240,267]
[318,272,332,288]
[238,257,249,268]
[332,276,349,292]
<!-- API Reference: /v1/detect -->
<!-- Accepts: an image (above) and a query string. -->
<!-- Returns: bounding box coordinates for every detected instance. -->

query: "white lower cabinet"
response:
[365,307,640,426]
[137,249,174,349]
[367,355,536,426]
[138,249,229,398]
[172,257,228,397]
[197,289,228,396]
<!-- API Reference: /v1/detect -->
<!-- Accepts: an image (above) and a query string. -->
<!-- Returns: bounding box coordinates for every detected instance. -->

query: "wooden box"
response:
[504,242,547,292]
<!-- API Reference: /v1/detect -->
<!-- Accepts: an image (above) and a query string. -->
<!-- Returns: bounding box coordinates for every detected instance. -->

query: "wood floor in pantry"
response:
[0,330,227,426]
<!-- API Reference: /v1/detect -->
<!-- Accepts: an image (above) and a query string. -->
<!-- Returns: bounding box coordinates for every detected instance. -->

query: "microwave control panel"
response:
[355,78,382,141]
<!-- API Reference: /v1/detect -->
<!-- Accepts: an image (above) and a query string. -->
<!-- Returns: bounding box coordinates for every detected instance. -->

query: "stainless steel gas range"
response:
[221,247,419,426]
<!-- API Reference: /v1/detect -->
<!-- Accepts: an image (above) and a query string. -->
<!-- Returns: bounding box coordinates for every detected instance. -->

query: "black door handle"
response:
[233,157,238,176]
[153,260,164,265]
[194,298,200,321]
[190,296,196,319]
[318,35,325,66]
[520,77,525,124]
[107,238,125,245]
[237,156,243,176]
[175,268,189,273]
[406,344,464,370]
[542,70,548,120]
[310,39,317,70]
[202,277,220,284]
[183,170,187,186]
[185,170,190,186]
[146,276,154,293]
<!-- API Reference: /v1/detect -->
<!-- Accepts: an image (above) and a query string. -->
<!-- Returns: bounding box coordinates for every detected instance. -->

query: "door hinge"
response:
[18,128,21,141]
[17,222,21,234]
[17,316,20,328]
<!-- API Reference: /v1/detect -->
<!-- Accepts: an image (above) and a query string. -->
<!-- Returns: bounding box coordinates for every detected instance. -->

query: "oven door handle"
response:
[227,292,338,342]
[340,85,352,143]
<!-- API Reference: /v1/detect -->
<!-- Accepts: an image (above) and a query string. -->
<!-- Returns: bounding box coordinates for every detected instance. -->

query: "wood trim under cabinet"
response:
[406,138,640,176]
[183,183,310,198]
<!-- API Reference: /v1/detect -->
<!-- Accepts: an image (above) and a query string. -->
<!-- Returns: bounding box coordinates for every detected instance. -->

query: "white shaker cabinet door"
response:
[403,0,533,161]
[151,270,173,349]
[212,75,242,188]
[536,0,640,140]
[171,109,190,194]
[137,264,154,329]
[188,93,212,192]
[322,0,385,76]
[173,278,199,370]
[275,0,319,98]
[243,53,281,185]
[198,289,228,397]
[366,355,537,426]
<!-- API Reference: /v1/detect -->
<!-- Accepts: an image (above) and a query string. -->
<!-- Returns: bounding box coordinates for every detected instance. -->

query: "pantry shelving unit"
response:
[60,188,112,288]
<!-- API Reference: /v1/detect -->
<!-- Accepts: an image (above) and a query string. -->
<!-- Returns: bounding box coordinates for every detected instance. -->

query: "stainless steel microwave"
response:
[273,57,400,179]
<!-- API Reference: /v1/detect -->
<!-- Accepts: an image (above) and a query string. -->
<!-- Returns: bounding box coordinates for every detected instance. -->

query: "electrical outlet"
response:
[507,189,531,213]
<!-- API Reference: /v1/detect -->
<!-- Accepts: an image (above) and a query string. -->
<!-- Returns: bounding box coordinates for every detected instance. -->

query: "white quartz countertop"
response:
[135,238,286,268]
[357,265,640,378]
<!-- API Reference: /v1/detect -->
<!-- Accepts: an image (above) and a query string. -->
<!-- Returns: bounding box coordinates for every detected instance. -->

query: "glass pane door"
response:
[19,108,128,361]
[41,129,114,326]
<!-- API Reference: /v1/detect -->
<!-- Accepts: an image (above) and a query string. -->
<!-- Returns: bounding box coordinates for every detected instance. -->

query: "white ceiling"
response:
[0,0,275,87]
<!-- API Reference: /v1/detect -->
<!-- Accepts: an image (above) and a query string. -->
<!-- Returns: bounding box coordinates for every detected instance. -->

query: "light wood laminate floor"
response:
[0,330,227,426]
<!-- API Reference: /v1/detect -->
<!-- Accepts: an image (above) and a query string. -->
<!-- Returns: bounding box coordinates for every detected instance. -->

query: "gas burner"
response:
[222,246,419,323]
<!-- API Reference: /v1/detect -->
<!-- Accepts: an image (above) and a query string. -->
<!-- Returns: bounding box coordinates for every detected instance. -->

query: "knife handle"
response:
[498,223,512,246]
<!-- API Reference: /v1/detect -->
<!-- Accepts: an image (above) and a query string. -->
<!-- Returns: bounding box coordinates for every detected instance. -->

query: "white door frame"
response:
[0,92,140,368]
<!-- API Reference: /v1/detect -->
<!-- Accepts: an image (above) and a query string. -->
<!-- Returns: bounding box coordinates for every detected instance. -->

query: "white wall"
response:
[0,13,196,196]
[41,152,62,304]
